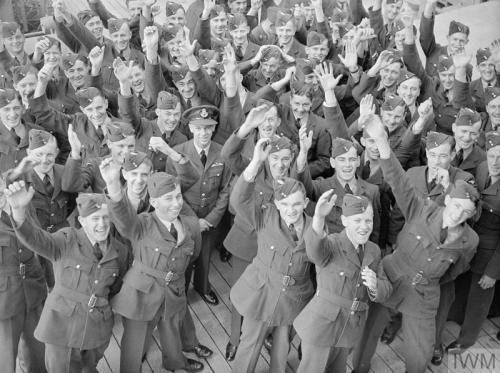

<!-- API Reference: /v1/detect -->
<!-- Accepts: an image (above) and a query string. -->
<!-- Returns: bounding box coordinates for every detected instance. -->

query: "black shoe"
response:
[200,290,219,305]
[446,340,466,355]
[184,344,213,358]
[184,358,204,372]
[431,344,444,366]
[226,342,237,361]
[220,248,232,262]
[380,328,397,345]
[264,335,273,351]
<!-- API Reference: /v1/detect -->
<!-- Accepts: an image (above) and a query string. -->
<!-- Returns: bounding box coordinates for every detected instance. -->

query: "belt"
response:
[0,258,36,279]
[384,256,434,287]
[53,284,108,309]
[316,289,369,313]
[132,260,180,285]
[255,258,310,287]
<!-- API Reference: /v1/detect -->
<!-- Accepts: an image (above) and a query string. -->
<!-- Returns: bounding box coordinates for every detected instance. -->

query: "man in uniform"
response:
[167,106,232,306]
[294,192,387,373]
[469,48,500,113]
[229,138,315,373]
[100,163,206,373]
[445,131,500,354]
[274,10,307,59]
[353,114,479,373]
[5,186,129,373]
[0,22,32,79]
[0,175,47,373]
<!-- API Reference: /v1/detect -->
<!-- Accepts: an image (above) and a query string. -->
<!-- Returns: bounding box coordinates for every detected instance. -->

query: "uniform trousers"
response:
[190,229,218,295]
[353,283,453,372]
[232,318,291,373]
[0,303,45,373]
[120,303,192,373]
[297,344,349,373]
[44,341,108,373]
[229,255,252,346]
[352,302,435,373]
[456,272,496,347]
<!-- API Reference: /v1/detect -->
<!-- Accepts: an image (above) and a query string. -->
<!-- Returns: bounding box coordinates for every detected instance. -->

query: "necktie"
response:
[43,174,54,196]
[200,149,207,166]
[96,125,104,142]
[10,128,20,145]
[235,45,243,61]
[357,244,364,263]
[161,132,170,144]
[289,224,299,242]
[345,183,354,194]
[170,223,178,242]
[440,227,448,244]
[93,243,103,261]
[295,117,301,129]
[454,148,464,165]
[361,161,371,180]
[186,99,192,109]
[485,176,492,189]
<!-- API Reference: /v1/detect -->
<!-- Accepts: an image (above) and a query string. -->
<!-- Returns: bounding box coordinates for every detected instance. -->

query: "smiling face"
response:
[487,96,500,127]
[452,122,482,151]
[110,23,132,52]
[380,62,402,88]
[108,136,136,164]
[43,44,61,66]
[268,148,293,179]
[173,73,196,100]
[439,66,456,90]
[447,32,468,55]
[4,28,25,55]
[258,106,281,138]
[130,64,145,94]
[151,184,183,221]
[64,60,89,89]
[228,0,247,15]
[85,16,104,40]
[394,28,405,51]
[478,59,496,83]
[189,124,215,149]
[397,77,421,107]
[290,94,312,120]
[156,103,181,132]
[166,9,186,27]
[28,140,58,175]
[381,105,406,132]
[306,41,329,63]
[341,204,374,246]
[14,73,37,103]
[123,161,151,196]
[443,195,475,227]
[0,98,23,130]
[361,136,380,160]
[331,146,360,183]
[274,190,308,226]
[127,0,144,17]
[210,12,228,37]
[163,29,185,58]
[79,206,111,243]
[229,24,250,46]
[426,142,453,171]
[276,20,296,46]
[385,1,402,22]
[487,145,500,178]
[81,96,108,127]
[260,57,280,80]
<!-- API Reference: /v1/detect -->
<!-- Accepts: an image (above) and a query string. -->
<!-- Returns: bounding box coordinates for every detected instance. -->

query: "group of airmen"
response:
[0,0,499,372]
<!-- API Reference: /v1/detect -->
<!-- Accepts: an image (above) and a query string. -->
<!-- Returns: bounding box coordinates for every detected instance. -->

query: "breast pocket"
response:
[206,165,224,189]
[99,266,120,287]
[61,259,93,289]
[0,236,11,264]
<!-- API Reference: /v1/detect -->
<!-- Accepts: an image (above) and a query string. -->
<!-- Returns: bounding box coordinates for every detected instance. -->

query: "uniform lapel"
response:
[52,164,64,199]
[339,230,361,267]
[205,143,218,170]
[186,141,204,170]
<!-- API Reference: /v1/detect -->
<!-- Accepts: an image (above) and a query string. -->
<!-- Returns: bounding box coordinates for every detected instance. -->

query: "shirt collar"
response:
[34,168,54,184]
[193,142,211,156]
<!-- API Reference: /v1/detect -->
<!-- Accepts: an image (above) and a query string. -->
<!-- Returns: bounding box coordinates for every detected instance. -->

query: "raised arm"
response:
[419,0,439,56]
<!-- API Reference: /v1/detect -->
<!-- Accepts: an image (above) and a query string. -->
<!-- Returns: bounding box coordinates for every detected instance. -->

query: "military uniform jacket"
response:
[469,77,500,113]
[108,196,201,321]
[29,93,110,162]
[403,42,461,135]
[229,176,315,326]
[14,216,129,349]
[301,169,382,245]
[387,165,474,245]
[294,229,382,348]
[470,161,500,278]
[450,144,486,178]
[0,210,46,320]
[419,14,472,79]
[369,7,396,50]
[0,120,44,173]
[378,152,479,317]
[167,140,231,227]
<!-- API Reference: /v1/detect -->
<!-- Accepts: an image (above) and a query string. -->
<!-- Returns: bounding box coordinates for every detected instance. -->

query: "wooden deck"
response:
[97,253,500,373]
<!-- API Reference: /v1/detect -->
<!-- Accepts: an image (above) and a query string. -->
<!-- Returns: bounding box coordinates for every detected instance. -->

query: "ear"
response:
[63,70,70,79]
[340,214,348,228]
[355,155,361,167]
[360,137,366,147]
[305,46,311,55]
[103,98,109,109]
[150,198,158,209]
[121,169,127,180]
[155,108,160,117]
[26,148,31,155]
[77,215,84,226]
[273,199,279,209]
[330,157,336,169]
[451,123,457,135]
[444,194,450,206]
[303,197,309,209]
